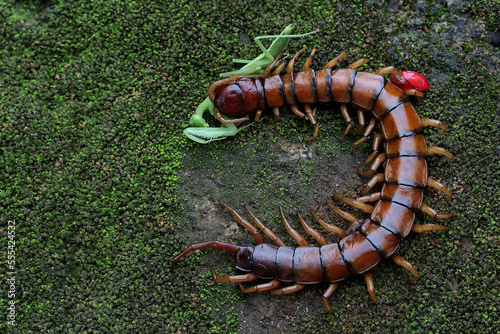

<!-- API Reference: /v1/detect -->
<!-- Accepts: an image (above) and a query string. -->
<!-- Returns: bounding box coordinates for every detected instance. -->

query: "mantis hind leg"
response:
[219,200,265,244]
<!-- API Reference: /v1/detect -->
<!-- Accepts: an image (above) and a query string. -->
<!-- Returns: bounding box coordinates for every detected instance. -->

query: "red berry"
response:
[399,70,430,92]
[390,74,415,90]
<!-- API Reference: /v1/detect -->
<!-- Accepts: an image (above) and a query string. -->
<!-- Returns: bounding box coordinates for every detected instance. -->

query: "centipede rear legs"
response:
[208,201,280,293]
[234,203,341,305]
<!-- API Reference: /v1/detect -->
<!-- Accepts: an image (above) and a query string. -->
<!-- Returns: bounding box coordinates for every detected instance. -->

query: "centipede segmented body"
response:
[171,47,454,312]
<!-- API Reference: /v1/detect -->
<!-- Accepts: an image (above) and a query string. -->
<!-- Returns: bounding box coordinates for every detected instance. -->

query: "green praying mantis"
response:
[183,25,317,144]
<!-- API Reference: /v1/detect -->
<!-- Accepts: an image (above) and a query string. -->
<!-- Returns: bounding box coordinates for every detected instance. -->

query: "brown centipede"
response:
[171,47,454,312]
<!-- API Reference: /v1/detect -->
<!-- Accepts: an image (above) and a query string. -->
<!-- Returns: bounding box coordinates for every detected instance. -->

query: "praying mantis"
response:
[183,25,316,144]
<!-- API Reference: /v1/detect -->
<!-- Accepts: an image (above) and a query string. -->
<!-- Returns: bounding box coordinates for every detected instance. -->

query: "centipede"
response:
[171,47,454,312]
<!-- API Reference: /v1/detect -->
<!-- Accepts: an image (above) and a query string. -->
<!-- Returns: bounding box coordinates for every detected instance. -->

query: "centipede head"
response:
[208,76,262,118]
[390,70,430,92]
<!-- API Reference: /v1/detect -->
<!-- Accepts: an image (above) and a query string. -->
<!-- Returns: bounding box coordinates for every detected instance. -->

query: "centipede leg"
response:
[270,283,306,296]
[254,110,263,122]
[392,255,420,282]
[411,224,449,233]
[297,212,329,245]
[280,207,309,246]
[348,58,370,70]
[323,52,346,69]
[304,104,317,125]
[211,267,258,283]
[364,272,377,303]
[404,89,424,98]
[375,66,398,76]
[339,104,353,141]
[305,123,320,141]
[356,192,381,203]
[273,107,281,121]
[304,100,319,141]
[214,107,250,124]
[363,132,383,164]
[322,282,341,313]
[239,279,281,293]
[325,199,360,223]
[287,46,307,73]
[219,200,265,244]
[421,118,447,134]
[265,54,287,123]
[311,210,348,239]
[302,48,317,71]
[171,241,240,271]
[349,109,366,135]
[358,153,386,176]
[262,52,283,75]
[427,177,453,200]
[420,203,454,219]
[272,59,288,75]
[290,105,306,118]
[361,173,385,195]
[427,145,454,162]
[352,118,377,152]
[332,191,374,214]
[245,206,286,247]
